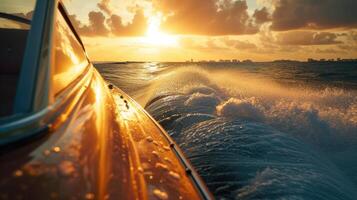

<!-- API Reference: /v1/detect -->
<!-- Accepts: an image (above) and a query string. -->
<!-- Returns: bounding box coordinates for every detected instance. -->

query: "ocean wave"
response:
[144,67,357,144]
[143,66,357,199]
[179,119,357,200]
[96,63,357,199]
[216,98,264,122]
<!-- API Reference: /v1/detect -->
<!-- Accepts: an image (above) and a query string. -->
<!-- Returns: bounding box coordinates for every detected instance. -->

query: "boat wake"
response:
[98,63,357,199]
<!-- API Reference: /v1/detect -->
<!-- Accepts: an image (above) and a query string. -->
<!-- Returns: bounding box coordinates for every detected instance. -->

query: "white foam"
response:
[184,92,221,107]
[216,98,264,122]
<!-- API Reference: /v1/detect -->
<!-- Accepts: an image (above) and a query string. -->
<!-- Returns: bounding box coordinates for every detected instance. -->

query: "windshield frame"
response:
[14,0,53,115]
[0,0,91,146]
[0,12,31,25]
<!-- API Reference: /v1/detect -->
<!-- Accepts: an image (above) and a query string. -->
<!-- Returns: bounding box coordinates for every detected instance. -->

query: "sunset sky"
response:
[63,0,357,62]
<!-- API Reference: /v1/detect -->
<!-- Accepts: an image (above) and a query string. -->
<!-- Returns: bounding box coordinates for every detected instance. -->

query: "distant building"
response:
[306,58,357,63]
[341,58,357,62]
[242,59,253,63]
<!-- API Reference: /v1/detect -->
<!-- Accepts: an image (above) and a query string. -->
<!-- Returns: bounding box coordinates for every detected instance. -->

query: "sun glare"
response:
[142,15,178,47]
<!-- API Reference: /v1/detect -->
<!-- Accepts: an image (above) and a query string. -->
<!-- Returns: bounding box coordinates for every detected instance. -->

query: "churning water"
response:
[96,62,357,199]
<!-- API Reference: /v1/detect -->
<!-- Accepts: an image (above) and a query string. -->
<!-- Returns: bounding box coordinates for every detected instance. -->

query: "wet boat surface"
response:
[0,69,209,200]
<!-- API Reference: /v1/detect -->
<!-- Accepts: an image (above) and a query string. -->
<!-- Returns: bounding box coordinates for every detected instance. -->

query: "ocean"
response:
[96,62,357,200]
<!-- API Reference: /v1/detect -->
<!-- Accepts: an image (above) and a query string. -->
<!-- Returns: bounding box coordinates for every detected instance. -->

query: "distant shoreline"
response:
[94,60,357,65]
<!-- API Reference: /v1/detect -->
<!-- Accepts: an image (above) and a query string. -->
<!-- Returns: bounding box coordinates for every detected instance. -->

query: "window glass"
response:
[53,10,88,95]
[0,0,35,20]
[0,18,30,30]
[0,0,36,118]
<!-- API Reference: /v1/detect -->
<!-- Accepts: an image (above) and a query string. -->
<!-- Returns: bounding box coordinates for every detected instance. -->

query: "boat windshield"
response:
[0,0,36,118]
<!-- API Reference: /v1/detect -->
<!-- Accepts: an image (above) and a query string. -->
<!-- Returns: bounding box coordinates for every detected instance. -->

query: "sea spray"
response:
[96,62,357,199]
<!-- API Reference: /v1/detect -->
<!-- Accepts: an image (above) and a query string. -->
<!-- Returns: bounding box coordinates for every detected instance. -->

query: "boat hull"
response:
[0,69,210,200]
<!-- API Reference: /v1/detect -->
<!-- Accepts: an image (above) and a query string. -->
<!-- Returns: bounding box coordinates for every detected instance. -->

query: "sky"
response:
[62,0,357,62]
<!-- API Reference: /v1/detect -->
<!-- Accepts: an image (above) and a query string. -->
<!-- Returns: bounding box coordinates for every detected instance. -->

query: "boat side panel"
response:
[0,70,137,200]
[0,69,204,200]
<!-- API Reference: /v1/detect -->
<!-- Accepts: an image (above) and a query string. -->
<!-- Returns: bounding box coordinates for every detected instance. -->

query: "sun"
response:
[142,15,178,47]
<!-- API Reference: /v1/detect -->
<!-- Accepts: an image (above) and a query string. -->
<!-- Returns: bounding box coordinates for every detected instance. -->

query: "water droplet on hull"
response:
[168,171,181,180]
[13,170,23,177]
[43,150,51,156]
[52,146,61,153]
[153,189,168,200]
[85,193,95,200]
[146,136,153,142]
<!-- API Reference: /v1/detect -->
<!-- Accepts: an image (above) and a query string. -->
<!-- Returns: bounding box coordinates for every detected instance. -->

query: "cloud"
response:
[347,31,357,43]
[315,48,345,54]
[79,11,109,36]
[108,10,148,36]
[68,14,82,30]
[235,40,257,50]
[179,37,203,49]
[63,0,357,64]
[69,9,148,37]
[179,37,229,51]
[63,0,150,37]
[89,0,272,37]
[154,0,259,35]
[206,39,226,50]
[276,31,342,46]
[97,0,112,15]
[271,0,357,31]
[338,44,357,52]
[253,7,271,24]
[224,39,257,50]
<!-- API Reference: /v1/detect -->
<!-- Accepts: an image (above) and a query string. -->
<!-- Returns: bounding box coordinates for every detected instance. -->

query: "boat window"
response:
[0,0,36,118]
[53,9,88,95]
